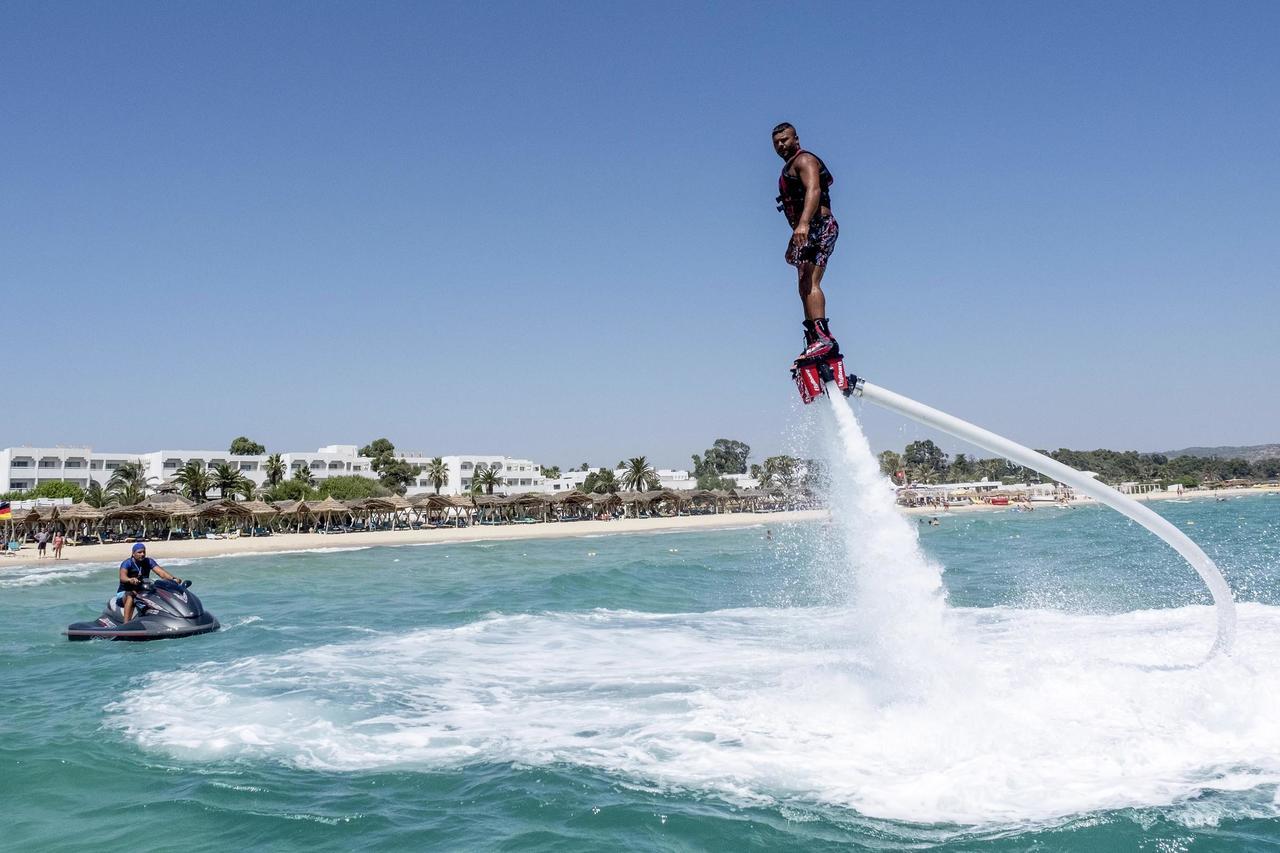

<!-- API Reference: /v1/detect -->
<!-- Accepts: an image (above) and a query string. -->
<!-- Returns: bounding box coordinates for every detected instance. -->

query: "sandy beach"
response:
[6,484,1275,570]
[2,510,823,568]
[899,483,1279,518]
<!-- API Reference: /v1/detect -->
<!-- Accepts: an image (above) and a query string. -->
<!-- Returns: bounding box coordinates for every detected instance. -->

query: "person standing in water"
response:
[772,122,840,362]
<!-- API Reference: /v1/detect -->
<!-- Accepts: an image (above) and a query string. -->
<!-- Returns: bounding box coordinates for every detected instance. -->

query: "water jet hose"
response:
[845,377,1236,656]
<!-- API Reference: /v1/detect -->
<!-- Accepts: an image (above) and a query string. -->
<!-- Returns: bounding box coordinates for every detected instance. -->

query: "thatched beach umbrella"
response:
[58,502,103,523]
[58,502,104,541]
[219,499,277,535]
[506,491,549,522]
[271,499,314,532]
[310,496,350,530]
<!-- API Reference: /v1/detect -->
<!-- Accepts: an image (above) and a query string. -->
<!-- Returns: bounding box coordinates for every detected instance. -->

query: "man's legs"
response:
[122,592,135,623]
[796,263,837,359]
[797,263,827,321]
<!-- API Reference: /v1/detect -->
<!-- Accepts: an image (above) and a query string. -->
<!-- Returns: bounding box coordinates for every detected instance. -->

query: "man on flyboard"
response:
[772,122,840,365]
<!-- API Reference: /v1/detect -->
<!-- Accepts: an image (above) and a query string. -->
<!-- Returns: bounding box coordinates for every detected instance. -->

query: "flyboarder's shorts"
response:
[785,215,839,267]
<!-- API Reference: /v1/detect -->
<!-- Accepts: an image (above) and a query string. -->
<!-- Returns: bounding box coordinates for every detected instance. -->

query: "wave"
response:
[106,602,1280,829]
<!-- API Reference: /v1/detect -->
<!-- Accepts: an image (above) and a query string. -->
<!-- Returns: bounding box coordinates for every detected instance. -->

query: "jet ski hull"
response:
[66,611,219,641]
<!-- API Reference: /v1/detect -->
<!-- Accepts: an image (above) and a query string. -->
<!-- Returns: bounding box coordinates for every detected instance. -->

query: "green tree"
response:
[904,440,949,478]
[262,479,317,502]
[229,436,266,456]
[211,462,249,500]
[317,475,391,500]
[877,450,903,480]
[540,465,561,480]
[976,457,1007,482]
[621,456,660,491]
[264,453,286,487]
[581,468,620,494]
[292,464,317,488]
[949,453,975,483]
[376,457,423,495]
[358,438,422,495]
[84,481,107,508]
[472,463,501,495]
[107,461,153,505]
[27,481,85,501]
[800,458,825,496]
[763,455,799,492]
[691,438,751,487]
[175,460,214,502]
[425,457,449,494]
[359,438,396,458]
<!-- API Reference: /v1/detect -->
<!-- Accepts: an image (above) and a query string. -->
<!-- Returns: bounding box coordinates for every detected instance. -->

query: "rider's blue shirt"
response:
[117,556,157,592]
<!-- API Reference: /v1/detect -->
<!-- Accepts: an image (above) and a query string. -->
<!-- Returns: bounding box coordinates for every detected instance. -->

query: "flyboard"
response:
[792,355,1237,656]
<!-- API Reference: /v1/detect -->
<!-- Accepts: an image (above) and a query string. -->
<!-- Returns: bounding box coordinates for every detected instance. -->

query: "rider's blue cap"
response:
[132,542,146,552]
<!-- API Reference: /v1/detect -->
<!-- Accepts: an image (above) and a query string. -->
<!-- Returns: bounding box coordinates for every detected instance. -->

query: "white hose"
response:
[846,378,1236,656]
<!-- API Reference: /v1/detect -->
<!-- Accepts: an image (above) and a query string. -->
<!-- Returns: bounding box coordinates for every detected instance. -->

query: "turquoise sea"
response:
[3,495,1279,851]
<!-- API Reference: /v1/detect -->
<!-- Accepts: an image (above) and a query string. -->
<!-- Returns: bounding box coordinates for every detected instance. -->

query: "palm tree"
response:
[877,450,903,479]
[211,462,246,500]
[976,458,1005,483]
[107,461,153,505]
[292,464,316,488]
[84,481,107,508]
[621,456,659,491]
[472,463,501,495]
[264,453,286,487]
[596,469,620,493]
[581,468,620,494]
[425,457,449,494]
[906,463,935,486]
[175,460,214,502]
[235,475,256,501]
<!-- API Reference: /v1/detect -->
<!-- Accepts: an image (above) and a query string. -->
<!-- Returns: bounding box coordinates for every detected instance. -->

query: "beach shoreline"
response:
[5,485,1274,570]
[900,483,1279,517]
[1,510,823,568]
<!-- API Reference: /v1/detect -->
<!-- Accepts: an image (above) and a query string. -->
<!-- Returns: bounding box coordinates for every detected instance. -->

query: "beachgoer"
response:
[117,543,182,624]
[36,529,49,558]
[772,122,840,362]
[52,531,64,559]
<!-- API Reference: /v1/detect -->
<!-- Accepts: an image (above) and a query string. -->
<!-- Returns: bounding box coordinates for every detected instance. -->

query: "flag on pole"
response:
[0,502,11,520]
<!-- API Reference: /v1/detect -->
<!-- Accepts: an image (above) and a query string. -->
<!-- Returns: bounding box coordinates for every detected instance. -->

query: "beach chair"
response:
[3,541,19,557]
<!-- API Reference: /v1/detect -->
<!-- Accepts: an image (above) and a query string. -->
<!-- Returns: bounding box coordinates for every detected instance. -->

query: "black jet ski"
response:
[66,578,219,641]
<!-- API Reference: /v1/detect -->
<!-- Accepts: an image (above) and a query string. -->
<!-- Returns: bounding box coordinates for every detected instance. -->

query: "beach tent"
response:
[310,496,350,531]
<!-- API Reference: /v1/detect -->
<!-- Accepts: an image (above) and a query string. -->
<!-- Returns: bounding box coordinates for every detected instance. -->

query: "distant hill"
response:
[1162,444,1280,463]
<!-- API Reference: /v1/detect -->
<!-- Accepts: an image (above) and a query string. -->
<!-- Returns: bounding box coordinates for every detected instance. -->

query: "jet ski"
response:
[66,578,219,641]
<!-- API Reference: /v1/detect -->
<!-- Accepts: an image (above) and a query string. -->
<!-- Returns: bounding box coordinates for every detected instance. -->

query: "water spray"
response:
[828,375,1236,656]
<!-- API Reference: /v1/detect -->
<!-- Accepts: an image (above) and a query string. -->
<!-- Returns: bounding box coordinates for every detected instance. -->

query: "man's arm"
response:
[791,153,823,247]
[120,565,142,588]
[152,562,180,583]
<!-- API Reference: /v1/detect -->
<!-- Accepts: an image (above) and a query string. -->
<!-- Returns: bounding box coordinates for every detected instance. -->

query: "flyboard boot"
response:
[791,318,855,404]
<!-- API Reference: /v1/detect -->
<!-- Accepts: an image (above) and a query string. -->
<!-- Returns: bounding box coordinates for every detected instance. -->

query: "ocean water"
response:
[4,487,1280,846]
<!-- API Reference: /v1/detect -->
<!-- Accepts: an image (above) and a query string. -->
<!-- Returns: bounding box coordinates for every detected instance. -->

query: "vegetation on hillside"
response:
[876,439,1280,487]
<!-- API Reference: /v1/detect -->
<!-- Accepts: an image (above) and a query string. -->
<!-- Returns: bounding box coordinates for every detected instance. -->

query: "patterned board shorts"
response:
[785,215,839,267]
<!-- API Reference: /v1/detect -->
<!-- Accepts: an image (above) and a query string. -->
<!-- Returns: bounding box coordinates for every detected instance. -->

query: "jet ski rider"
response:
[118,542,182,624]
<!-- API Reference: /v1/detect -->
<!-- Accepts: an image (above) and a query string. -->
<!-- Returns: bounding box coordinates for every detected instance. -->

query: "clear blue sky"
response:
[3,1,1277,468]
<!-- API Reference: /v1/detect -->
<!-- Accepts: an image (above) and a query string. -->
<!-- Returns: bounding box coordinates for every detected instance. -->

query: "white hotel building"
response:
[0,445,692,498]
